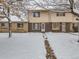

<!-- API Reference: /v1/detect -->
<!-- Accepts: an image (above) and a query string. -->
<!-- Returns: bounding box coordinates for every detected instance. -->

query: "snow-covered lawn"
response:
[0,32,79,59]
[46,32,79,59]
[0,33,46,59]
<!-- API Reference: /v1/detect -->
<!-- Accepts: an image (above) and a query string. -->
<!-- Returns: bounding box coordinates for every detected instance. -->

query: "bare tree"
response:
[3,2,11,38]
[2,0,29,37]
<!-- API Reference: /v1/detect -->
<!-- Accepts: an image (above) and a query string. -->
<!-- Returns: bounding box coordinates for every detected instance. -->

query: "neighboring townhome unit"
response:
[0,15,28,32]
[0,18,8,32]
[50,9,78,32]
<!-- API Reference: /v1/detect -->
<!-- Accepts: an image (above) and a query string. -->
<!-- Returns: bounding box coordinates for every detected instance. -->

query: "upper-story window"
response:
[32,12,40,17]
[1,23,5,27]
[76,18,79,21]
[57,12,65,16]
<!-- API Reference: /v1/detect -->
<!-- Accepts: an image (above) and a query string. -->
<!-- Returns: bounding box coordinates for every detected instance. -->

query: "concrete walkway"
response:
[42,33,57,59]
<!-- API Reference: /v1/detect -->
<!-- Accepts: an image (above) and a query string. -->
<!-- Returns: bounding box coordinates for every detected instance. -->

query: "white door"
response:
[62,23,66,32]
[41,23,45,32]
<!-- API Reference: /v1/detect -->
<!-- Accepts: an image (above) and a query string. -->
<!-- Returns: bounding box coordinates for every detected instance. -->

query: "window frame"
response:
[32,23,40,30]
[32,12,40,17]
[52,23,60,30]
[1,23,8,29]
[56,12,65,16]
[17,23,23,28]
[1,23,5,27]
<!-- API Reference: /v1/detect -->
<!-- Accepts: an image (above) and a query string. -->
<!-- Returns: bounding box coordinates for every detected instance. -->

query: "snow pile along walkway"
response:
[42,33,57,59]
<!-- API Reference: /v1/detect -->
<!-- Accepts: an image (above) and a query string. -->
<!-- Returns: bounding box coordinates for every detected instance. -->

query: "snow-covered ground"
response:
[0,32,79,59]
[0,33,46,59]
[46,32,79,59]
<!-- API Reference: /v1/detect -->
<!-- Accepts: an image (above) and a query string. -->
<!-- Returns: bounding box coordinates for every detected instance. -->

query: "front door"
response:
[62,23,66,32]
[41,23,45,32]
[73,23,78,32]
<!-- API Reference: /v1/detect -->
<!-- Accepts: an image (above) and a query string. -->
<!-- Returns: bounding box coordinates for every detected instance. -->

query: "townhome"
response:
[28,7,52,32]
[0,15,28,32]
[0,1,28,33]
[50,9,78,32]
[0,0,78,32]
[28,6,78,32]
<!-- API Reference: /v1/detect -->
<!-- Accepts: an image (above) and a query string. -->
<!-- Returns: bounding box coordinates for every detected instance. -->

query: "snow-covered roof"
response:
[0,15,28,22]
[25,0,79,14]
[26,5,46,10]
[0,18,8,22]
[26,5,71,12]
[24,1,70,12]
[25,0,71,12]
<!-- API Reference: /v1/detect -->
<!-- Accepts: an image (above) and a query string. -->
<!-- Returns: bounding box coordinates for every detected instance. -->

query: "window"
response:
[1,23,5,27]
[53,23,60,28]
[1,23,8,29]
[32,12,40,17]
[76,18,79,21]
[57,13,65,16]
[32,23,40,30]
[17,23,23,28]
